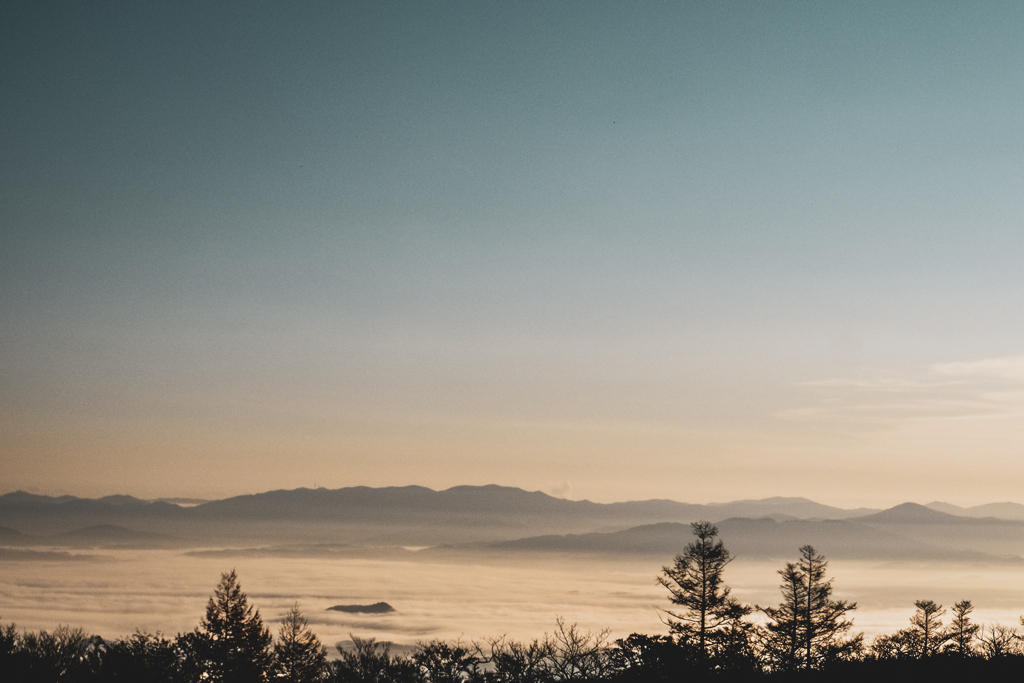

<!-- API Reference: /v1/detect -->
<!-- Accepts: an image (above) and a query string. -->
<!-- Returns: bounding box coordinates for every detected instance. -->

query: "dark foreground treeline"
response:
[6,522,1024,683]
[5,619,1024,683]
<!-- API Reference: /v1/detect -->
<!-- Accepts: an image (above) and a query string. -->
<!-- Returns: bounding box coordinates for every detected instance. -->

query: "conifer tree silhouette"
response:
[658,521,750,662]
[759,545,860,670]
[195,569,273,683]
[910,599,947,658]
[946,600,979,656]
[273,604,328,682]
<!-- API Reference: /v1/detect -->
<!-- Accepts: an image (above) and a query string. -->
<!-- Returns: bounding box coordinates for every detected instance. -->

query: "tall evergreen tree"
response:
[195,569,273,683]
[759,545,860,670]
[658,521,750,662]
[273,604,328,683]
[758,561,804,671]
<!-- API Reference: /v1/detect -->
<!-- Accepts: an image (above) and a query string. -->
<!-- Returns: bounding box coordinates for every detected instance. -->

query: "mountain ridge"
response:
[4,487,1024,559]
[479,512,1024,562]
[6,486,1023,522]
[7,486,1024,524]
[926,501,1024,521]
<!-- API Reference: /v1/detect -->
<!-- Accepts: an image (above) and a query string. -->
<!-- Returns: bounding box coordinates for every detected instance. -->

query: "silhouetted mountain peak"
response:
[862,502,960,523]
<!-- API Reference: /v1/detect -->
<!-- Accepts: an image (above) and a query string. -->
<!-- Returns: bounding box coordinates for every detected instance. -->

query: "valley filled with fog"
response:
[4,549,1024,649]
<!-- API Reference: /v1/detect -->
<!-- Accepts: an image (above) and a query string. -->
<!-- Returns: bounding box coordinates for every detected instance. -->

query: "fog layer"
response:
[4,549,1024,647]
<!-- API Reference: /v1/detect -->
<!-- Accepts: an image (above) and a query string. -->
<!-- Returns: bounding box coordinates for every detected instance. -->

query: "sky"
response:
[2,1,1024,507]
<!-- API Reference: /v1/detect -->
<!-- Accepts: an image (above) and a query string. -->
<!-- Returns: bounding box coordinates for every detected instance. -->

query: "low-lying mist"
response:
[4,548,1024,649]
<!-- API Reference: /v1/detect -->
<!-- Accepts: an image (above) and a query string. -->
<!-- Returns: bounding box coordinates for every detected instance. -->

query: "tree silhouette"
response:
[548,617,613,681]
[412,639,483,683]
[609,633,698,682]
[979,623,1020,658]
[658,521,750,663]
[945,600,979,656]
[333,635,419,683]
[273,604,328,682]
[0,624,98,682]
[483,634,555,683]
[101,631,179,683]
[195,569,273,682]
[759,545,860,670]
[910,600,947,658]
[869,628,922,661]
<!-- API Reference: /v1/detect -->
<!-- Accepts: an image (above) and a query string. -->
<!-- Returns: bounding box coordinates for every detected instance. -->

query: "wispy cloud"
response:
[931,355,1024,381]
[780,354,1024,426]
[796,377,957,391]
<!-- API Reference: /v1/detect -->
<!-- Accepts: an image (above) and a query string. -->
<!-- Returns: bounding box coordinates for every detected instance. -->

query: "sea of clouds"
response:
[3,550,1024,649]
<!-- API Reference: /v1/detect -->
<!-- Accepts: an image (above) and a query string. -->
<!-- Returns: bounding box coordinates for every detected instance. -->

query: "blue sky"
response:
[3,1,1024,504]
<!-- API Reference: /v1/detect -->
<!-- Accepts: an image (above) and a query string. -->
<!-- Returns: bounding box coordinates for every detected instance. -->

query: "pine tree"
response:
[910,599,947,658]
[759,545,860,670]
[945,600,979,656]
[195,569,273,683]
[758,561,804,671]
[273,604,328,683]
[658,521,750,662]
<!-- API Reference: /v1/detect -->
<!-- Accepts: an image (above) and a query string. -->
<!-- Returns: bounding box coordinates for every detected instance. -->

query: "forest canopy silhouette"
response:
[5,522,1024,682]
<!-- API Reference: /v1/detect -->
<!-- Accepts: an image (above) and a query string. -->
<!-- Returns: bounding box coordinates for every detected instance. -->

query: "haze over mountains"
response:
[2,485,1024,563]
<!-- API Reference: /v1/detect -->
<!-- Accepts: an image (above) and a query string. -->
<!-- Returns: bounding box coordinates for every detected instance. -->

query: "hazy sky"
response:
[3,1,1024,506]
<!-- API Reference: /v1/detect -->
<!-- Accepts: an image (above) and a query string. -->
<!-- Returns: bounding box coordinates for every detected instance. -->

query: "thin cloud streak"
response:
[932,355,1024,380]
[796,378,961,391]
[782,354,1024,426]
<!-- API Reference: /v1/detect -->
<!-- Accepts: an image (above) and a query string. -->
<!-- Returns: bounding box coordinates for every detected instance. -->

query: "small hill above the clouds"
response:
[327,602,395,614]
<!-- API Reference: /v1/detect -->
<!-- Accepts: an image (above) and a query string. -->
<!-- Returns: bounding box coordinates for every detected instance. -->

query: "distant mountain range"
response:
[478,503,1024,562]
[0,485,875,523]
[0,486,876,545]
[2,486,1023,560]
